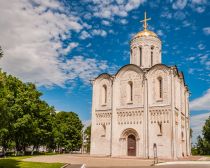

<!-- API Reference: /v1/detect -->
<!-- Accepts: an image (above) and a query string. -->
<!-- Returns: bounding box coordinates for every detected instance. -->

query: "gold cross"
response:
[140,12,151,30]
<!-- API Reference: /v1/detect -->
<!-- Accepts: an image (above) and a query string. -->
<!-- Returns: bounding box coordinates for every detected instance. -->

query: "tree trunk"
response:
[2,147,6,158]
[31,145,35,155]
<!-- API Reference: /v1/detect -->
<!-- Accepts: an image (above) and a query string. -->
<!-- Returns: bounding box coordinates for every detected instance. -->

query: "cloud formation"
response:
[86,0,146,19]
[191,112,210,144]
[0,0,114,87]
[190,89,210,111]
[203,27,210,35]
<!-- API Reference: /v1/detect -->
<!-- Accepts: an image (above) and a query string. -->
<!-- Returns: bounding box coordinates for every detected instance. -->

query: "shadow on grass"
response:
[0,159,20,168]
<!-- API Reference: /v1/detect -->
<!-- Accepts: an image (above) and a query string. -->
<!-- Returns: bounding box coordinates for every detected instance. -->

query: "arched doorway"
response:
[127,134,136,156]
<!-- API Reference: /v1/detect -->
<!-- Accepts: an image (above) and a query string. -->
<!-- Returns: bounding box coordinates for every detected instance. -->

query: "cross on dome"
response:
[140,12,151,30]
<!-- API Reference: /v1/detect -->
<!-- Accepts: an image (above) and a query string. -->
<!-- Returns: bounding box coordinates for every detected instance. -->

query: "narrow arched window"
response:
[181,131,184,140]
[151,46,154,66]
[158,122,162,135]
[157,77,163,99]
[139,47,142,66]
[128,81,133,102]
[102,85,107,105]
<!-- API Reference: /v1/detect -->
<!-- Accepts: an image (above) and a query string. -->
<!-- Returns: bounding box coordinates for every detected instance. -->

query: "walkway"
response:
[24,154,153,167]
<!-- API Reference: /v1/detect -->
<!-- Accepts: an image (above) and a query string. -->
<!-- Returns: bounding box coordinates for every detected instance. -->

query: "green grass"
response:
[0,156,64,168]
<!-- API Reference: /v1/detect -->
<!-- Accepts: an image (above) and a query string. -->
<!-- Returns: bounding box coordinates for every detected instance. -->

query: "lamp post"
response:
[153,143,158,164]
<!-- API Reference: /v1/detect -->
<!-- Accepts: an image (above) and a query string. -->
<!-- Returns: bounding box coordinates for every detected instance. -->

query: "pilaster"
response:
[143,75,149,158]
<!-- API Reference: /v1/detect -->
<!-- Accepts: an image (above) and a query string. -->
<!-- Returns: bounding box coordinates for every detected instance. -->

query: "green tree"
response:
[0,72,15,156]
[84,125,91,153]
[195,116,210,155]
[203,116,210,142]
[0,68,56,155]
[53,112,83,153]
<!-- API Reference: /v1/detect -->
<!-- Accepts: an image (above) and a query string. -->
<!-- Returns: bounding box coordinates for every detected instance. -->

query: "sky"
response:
[0,0,209,144]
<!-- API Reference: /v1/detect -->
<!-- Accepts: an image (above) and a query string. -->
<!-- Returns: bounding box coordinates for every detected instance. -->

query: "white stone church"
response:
[90,13,191,159]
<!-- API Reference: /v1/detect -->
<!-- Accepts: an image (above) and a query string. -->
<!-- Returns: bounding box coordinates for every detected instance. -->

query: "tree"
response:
[203,116,210,142]
[53,112,83,153]
[84,125,91,153]
[0,72,15,156]
[0,49,83,155]
[195,116,210,155]
[0,68,56,155]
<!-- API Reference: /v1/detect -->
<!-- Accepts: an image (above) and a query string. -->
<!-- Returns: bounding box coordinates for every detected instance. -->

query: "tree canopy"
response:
[194,116,210,155]
[0,48,83,155]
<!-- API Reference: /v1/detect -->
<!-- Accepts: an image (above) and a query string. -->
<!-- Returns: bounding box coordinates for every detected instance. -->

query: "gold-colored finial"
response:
[140,12,151,30]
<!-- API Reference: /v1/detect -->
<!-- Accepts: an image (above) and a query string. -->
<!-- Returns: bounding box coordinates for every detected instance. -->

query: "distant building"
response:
[90,13,191,159]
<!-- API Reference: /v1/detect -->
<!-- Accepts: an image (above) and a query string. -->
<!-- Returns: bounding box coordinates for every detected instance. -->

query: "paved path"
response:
[24,154,210,168]
[155,161,210,168]
[24,154,153,167]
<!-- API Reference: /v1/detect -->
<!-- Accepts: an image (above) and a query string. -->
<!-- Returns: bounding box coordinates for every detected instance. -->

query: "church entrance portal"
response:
[127,134,136,156]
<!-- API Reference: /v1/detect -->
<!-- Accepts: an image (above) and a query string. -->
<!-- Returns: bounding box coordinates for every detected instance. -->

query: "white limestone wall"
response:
[148,108,172,159]
[130,36,161,68]
[147,67,171,106]
[90,75,112,156]
[146,66,173,158]
[90,65,190,159]
[111,66,144,157]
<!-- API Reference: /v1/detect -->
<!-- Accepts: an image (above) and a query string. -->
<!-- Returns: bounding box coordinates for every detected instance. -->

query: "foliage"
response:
[194,116,210,155]
[84,125,91,153]
[0,47,83,155]
[52,111,83,152]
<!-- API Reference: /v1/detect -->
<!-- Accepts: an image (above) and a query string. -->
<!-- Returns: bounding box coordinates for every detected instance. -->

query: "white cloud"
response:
[0,0,115,87]
[161,11,172,19]
[82,120,91,129]
[186,56,196,61]
[157,30,164,36]
[191,112,210,144]
[195,6,205,13]
[0,0,84,87]
[199,54,208,64]
[172,0,188,10]
[190,0,207,13]
[182,20,191,27]
[198,43,205,50]
[190,89,210,111]
[173,11,186,20]
[101,20,111,26]
[62,42,79,55]
[64,56,109,84]
[191,0,207,4]
[88,0,146,20]
[188,68,195,74]
[119,19,128,24]
[80,30,92,40]
[203,27,210,35]
[91,29,107,37]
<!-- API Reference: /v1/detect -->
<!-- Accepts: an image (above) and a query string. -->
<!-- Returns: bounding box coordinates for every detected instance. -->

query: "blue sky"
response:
[0,0,209,143]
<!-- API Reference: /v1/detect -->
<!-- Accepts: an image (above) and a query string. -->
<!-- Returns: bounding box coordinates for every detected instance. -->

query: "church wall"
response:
[148,107,172,158]
[146,67,173,158]
[91,25,191,159]
[111,69,144,157]
[90,77,112,156]
[117,70,144,107]
[111,119,144,157]
[147,68,171,106]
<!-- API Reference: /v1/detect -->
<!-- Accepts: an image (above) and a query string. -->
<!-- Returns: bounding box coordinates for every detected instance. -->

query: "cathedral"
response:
[90,13,191,159]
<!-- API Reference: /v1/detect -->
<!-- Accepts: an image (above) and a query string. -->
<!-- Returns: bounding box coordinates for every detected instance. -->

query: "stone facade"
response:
[90,23,191,159]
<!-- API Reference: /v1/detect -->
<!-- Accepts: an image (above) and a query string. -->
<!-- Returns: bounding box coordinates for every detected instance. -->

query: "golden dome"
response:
[133,29,158,39]
[133,12,159,39]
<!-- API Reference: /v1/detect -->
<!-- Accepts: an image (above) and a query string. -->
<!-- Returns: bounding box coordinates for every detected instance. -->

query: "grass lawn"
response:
[0,156,64,168]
